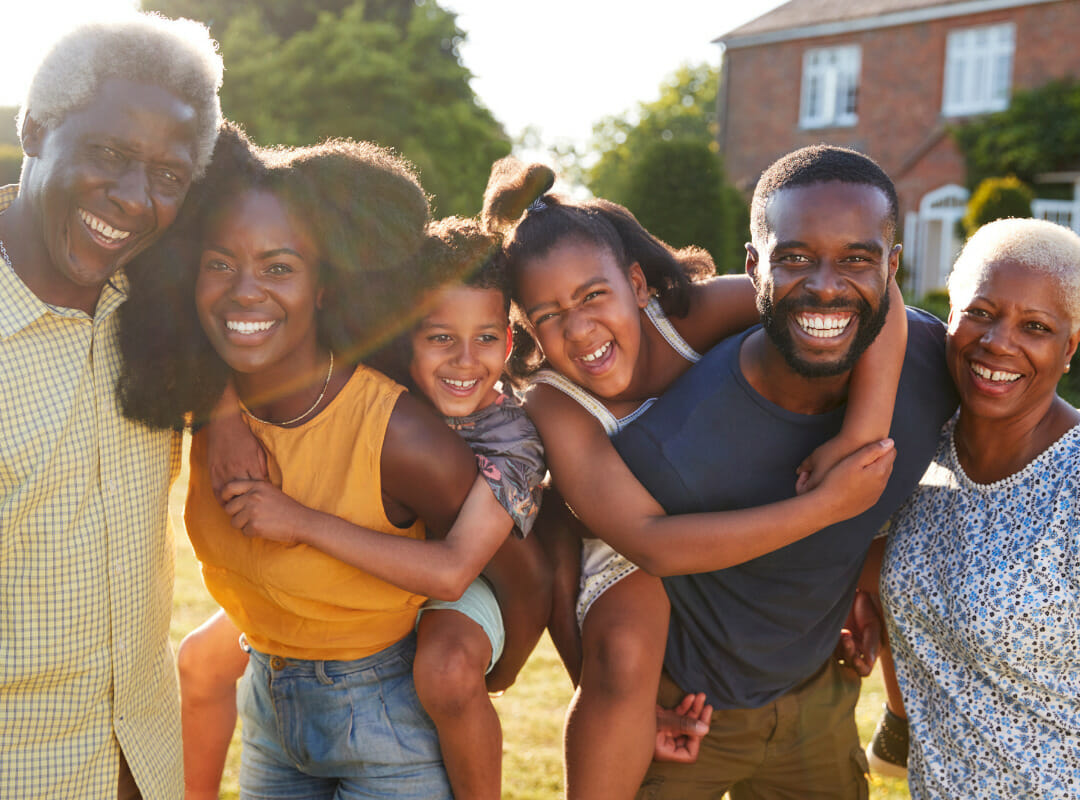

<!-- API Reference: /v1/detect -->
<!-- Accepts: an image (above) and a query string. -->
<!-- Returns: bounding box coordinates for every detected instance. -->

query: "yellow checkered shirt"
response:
[0,185,183,798]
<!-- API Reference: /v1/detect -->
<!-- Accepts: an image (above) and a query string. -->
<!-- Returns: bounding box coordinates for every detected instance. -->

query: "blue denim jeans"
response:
[237,633,451,800]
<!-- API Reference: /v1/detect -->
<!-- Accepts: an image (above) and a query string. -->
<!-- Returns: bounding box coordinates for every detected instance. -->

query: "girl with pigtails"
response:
[482,158,906,799]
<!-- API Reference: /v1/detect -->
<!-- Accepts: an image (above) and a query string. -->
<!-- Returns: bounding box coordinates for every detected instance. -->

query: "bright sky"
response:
[4,0,785,150]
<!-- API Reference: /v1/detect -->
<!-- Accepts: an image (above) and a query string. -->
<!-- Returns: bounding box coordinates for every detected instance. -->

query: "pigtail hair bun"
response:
[482,157,555,233]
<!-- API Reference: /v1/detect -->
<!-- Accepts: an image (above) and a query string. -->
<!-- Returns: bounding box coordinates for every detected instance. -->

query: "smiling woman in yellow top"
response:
[117,126,476,799]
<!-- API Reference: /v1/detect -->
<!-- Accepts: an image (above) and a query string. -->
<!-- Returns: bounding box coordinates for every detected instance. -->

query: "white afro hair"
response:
[19,12,223,179]
[948,217,1080,333]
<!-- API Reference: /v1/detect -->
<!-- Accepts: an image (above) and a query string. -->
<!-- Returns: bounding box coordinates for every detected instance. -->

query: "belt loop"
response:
[315,661,333,685]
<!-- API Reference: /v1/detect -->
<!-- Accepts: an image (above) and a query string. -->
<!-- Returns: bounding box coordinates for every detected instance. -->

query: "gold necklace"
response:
[240,351,334,426]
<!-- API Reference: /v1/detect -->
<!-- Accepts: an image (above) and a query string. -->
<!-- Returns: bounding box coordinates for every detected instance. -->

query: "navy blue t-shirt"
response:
[612,308,958,710]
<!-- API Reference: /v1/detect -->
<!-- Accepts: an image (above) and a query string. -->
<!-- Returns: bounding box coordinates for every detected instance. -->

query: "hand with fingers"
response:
[835,589,881,676]
[654,692,714,763]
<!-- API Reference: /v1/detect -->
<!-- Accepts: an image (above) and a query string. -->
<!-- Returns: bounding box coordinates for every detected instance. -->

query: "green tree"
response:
[585,63,747,272]
[588,63,718,203]
[961,176,1033,237]
[952,79,1080,189]
[144,0,403,38]
[143,0,510,215]
[623,139,745,272]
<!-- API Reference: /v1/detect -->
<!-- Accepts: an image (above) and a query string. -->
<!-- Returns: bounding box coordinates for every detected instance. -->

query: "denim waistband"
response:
[241,632,416,678]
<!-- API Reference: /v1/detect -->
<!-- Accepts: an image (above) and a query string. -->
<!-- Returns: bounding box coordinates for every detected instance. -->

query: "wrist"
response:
[290,507,323,545]
[805,486,847,528]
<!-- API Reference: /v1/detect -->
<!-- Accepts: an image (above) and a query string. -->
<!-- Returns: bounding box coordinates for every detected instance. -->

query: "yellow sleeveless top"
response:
[185,364,427,660]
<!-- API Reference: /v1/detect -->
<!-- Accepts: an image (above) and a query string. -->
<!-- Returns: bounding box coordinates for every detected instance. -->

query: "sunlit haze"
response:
[3,0,785,150]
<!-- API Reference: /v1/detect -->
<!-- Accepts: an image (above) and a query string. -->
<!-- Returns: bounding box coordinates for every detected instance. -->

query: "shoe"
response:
[866,705,908,778]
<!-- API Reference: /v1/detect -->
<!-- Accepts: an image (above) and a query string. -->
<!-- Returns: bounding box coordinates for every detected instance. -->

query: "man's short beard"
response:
[756,282,891,378]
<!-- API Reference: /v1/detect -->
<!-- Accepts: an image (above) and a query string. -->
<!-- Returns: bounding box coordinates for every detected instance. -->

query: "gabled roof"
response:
[718,0,1061,49]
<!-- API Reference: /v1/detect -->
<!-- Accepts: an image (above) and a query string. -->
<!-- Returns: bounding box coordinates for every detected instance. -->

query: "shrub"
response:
[914,288,950,324]
[961,176,1033,237]
[623,139,747,273]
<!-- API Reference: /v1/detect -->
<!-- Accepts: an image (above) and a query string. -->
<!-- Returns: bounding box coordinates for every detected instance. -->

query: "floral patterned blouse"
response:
[882,415,1080,799]
[445,391,545,538]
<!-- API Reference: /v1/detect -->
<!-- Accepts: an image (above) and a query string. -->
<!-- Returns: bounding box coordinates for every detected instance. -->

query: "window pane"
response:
[943,23,1014,114]
[801,45,859,126]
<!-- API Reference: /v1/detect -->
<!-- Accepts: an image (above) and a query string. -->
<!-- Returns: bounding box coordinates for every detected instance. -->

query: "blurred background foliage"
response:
[142,0,512,216]
[584,63,748,273]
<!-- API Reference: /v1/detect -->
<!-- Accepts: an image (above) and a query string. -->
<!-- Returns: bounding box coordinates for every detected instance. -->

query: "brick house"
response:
[715,0,1080,297]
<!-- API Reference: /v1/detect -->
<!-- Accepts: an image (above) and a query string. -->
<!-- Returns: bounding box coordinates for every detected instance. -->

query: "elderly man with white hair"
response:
[0,13,222,799]
[881,217,1080,799]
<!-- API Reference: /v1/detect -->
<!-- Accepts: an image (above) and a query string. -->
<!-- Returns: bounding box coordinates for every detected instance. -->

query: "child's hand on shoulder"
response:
[221,480,309,545]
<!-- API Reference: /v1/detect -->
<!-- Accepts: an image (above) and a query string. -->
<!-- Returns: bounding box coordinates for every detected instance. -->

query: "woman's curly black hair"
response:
[117,123,433,430]
[480,157,717,379]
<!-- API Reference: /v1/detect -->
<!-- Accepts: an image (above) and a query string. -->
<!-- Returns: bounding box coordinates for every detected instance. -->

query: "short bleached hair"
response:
[19,13,223,178]
[948,217,1080,333]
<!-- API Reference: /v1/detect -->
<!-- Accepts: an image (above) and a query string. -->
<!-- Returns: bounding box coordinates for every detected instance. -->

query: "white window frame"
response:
[799,45,860,129]
[942,23,1015,116]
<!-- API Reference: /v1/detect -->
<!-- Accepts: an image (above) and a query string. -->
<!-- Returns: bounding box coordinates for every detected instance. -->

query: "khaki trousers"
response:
[637,660,868,800]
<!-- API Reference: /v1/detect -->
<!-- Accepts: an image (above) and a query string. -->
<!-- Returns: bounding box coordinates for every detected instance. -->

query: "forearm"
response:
[843,279,907,445]
[569,482,843,577]
[294,511,473,600]
[210,378,241,419]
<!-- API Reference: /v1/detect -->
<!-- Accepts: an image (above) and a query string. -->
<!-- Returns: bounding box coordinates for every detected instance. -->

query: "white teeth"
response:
[442,378,478,389]
[795,314,852,338]
[971,363,1021,383]
[79,209,131,242]
[580,342,611,363]
[226,320,276,334]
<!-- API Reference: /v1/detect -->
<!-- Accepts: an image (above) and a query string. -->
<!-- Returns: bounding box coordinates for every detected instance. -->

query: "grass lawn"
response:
[168,440,910,799]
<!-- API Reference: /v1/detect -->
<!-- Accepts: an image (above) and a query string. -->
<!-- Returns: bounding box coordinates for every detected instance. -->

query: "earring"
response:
[1066,363,1072,373]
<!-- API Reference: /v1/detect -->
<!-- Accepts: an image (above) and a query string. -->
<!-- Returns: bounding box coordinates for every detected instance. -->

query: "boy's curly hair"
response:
[364,215,514,390]
[118,123,432,429]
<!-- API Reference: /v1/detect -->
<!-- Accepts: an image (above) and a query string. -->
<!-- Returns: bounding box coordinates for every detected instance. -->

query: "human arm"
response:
[797,279,907,492]
[203,379,268,504]
[525,384,896,577]
[654,693,713,763]
[222,391,483,600]
[669,274,761,353]
[222,471,508,601]
[835,535,888,676]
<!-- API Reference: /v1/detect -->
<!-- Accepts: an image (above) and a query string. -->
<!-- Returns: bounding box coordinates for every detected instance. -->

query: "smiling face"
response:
[21,77,198,307]
[409,284,508,418]
[747,182,899,378]
[947,258,1080,425]
[195,189,324,391]
[516,239,649,400]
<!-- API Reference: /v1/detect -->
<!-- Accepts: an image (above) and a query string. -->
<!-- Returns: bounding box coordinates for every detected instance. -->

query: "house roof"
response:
[718,0,1061,48]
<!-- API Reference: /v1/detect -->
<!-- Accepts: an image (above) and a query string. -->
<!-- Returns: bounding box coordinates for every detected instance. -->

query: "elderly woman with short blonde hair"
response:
[881,217,1080,799]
